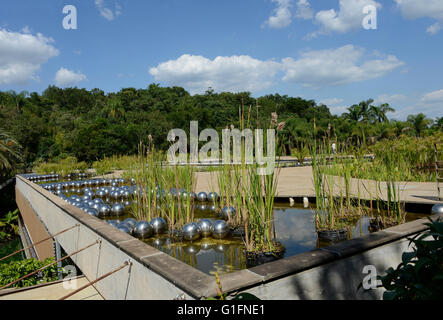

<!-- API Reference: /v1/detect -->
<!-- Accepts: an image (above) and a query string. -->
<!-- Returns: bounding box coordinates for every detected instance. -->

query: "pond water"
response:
[36,176,429,276]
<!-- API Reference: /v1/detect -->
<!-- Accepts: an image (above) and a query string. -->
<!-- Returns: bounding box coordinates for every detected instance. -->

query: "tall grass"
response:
[33,156,88,176]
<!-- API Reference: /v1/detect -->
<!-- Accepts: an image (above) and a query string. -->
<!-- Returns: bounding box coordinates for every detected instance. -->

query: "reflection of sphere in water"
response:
[150,217,167,234]
[152,237,166,247]
[197,192,207,202]
[201,240,214,251]
[221,206,236,220]
[133,221,154,239]
[98,204,111,217]
[207,192,219,202]
[123,200,132,208]
[197,204,207,212]
[431,204,443,215]
[183,244,201,255]
[117,224,131,234]
[214,243,226,253]
[208,205,217,213]
[182,222,201,241]
[212,220,229,239]
[197,219,214,237]
[85,208,99,217]
[111,203,125,216]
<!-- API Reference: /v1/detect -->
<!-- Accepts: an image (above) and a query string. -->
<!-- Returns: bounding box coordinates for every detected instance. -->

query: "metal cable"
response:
[0,239,100,290]
[0,224,80,263]
[58,260,132,300]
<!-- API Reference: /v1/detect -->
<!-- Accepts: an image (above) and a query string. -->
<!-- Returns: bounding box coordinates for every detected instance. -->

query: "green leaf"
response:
[402,252,416,264]
[383,291,398,300]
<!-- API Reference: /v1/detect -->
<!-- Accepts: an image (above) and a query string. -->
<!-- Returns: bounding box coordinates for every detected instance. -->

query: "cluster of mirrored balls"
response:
[39,177,238,242]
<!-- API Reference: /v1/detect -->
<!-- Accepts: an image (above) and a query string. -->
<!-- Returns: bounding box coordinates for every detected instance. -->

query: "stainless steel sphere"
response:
[85,190,95,198]
[182,222,201,241]
[117,224,131,234]
[207,192,219,202]
[150,217,167,234]
[98,204,111,217]
[107,220,120,228]
[169,188,178,197]
[189,192,197,200]
[431,203,443,215]
[124,218,137,230]
[212,220,229,239]
[111,203,125,216]
[221,206,236,220]
[197,192,207,202]
[197,219,214,238]
[96,189,106,198]
[132,221,154,239]
[85,208,99,217]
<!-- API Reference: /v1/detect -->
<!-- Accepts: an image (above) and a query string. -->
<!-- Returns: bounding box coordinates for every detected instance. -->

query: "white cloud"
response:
[319,98,344,105]
[95,0,122,21]
[150,47,404,93]
[329,105,349,115]
[421,89,443,104]
[55,67,87,87]
[394,0,443,20]
[149,54,281,94]
[427,22,442,35]
[395,0,443,34]
[0,29,59,85]
[374,94,407,105]
[295,0,314,20]
[264,0,293,29]
[313,0,381,35]
[281,45,404,87]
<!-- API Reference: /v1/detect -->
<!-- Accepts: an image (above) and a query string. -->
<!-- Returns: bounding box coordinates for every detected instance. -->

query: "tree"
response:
[7,90,28,114]
[369,103,395,123]
[0,128,22,174]
[407,113,433,137]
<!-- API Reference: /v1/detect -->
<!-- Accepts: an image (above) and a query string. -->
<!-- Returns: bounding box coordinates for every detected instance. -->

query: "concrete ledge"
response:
[141,253,216,298]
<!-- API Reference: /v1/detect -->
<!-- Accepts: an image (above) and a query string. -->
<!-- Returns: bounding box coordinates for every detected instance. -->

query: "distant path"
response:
[91,166,440,205]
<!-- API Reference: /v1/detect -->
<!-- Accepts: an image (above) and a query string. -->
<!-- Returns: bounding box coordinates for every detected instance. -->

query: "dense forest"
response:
[0,84,442,177]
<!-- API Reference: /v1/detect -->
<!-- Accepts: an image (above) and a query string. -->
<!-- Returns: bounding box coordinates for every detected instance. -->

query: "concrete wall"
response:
[15,174,442,300]
[15,176,213,300]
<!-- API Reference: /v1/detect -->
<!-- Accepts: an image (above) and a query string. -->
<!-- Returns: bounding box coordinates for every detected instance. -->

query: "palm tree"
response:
[8,90,28,114]
[369,103,395,123]
[407,113,432,137]
[343,104,362,122]
[433,117,443,130]
[0,128,22,173]
[358,99,374,123]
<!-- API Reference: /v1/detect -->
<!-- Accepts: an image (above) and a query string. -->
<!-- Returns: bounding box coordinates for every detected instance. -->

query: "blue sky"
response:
[0,0,442,119]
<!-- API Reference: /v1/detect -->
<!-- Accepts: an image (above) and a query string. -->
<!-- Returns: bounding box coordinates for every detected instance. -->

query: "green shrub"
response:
[378,218,443,300]
[0,209,19,241]
[0,257,60,289]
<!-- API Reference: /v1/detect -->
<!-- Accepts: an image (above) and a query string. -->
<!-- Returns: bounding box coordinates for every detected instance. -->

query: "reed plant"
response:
[127,140,196,230]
